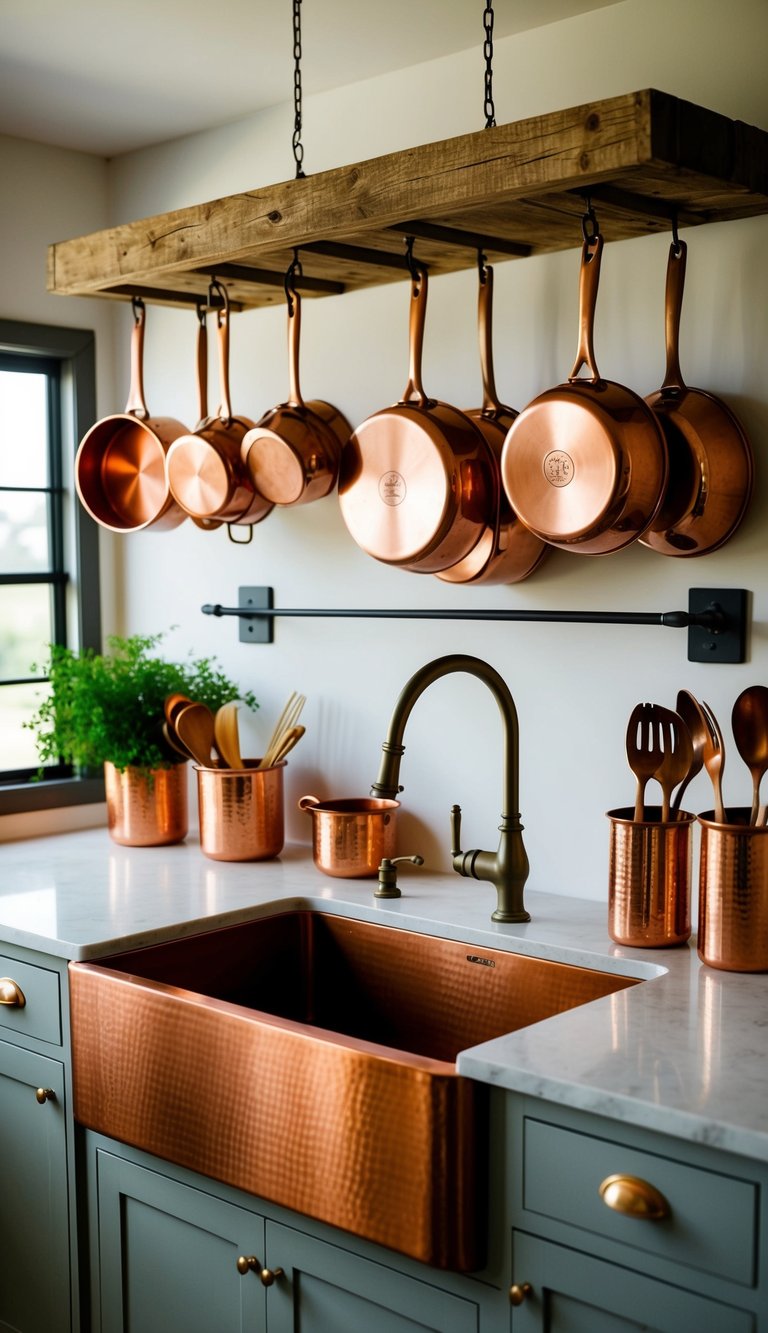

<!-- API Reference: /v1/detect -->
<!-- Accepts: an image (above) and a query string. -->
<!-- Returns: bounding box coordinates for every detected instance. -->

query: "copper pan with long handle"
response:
[338,262,493,574]
[640,239,753,557]
[437,262,548,585]
[75,297,187,533]
[500,232,668,555]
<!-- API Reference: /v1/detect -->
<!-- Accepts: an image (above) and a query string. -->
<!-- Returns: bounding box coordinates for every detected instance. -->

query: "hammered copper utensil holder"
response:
[607,806,694,947]
[105,761,188,847]
[697,809,768,971]
[196,760,284,861]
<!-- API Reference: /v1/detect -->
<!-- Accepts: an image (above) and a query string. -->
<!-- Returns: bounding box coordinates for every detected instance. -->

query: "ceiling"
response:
[0,1,620,157]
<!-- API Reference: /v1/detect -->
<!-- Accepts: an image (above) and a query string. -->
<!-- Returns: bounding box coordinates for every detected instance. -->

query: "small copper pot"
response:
[104,761,188,847]
[196,760,285,861]
[299,794,399,878]
[241,286,351,506]
[75,298,187,533]
[166,281,273,528]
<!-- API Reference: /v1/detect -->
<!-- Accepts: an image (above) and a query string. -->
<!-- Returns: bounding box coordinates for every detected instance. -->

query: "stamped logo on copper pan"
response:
[379,471,407,505]
[543,450,575,487]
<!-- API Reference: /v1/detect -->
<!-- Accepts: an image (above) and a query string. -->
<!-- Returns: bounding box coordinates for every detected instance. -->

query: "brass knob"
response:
[509,1282,533,1306]
[236,1256,283,1286]
[599,1173,670,1221]
[35,1087,55,1105]
[0,977,26,1007]
[259,1266,284,1287]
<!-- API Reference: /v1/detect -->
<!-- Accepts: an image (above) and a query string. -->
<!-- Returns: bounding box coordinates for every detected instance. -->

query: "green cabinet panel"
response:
[266,1218,481,1333]
[0,1039,70,1333]
[96,1151,266,1333]
[510,1233,754,1333]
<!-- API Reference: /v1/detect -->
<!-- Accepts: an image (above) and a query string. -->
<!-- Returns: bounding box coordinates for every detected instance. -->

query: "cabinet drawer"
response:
[523,1116,757,1287]
[0,955,61,1046]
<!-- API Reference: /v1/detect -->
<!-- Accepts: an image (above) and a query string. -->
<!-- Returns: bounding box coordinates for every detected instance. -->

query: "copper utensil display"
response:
[437,261,548,586]
[641,239,753,557]
[299,795,399,877]
[338,259,493,573]
[258,692,305,770]
[75,297,187,533]
[607,806,694,947]
[213,701,243,770]
[731,685,768,824]
[626,702,662,822]
[196,759,285,861]
[166,280,273,528]
[240,279,350,506]
[653,707,694,822]
[698,809,768,970]
[500,231,668,554]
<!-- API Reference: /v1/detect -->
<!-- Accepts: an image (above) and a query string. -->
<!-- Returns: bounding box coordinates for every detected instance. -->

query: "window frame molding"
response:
[0,317,104,814]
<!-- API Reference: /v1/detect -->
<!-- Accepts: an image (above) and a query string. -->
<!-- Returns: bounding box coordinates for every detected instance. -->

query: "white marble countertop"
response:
[3,827,767,1164]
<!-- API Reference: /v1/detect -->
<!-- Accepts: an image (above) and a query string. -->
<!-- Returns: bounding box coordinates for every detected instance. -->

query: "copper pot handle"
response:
[401,267,431,407]
[195,302,209,426]
[298,794,320,812]
[287,288,306,410]
[211,279,233,427]
[125,297,150,420]
[478,264,503,414]
[568,233,603,383]
[660,239,688,394]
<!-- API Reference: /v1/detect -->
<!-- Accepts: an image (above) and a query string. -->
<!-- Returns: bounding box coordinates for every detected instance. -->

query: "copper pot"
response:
[299,794,399,878]
[75,298,187,533]
[338,263,494,573]
[241,285,351,506]
[166,281,273,528]
[640,240,754,557]
[437,263,548,586]
[501,233,668,555]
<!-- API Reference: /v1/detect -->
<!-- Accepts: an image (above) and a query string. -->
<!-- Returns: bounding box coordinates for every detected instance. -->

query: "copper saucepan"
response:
[298,794,399,878]
[241,283,351,506]
[501,232,669,555]
[75,297,187,532]
[338,262,493,573]
[640,239,754,557]
[437,262,548,586]
[166,281,273,529]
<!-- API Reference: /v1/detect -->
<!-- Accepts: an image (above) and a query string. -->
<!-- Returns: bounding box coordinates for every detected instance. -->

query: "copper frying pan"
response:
[501,233,668,555]
[437,263,548,585]
[640,240,754,556]
[241,284,351,506]
[75,298,187,533]
[338,262,493,573]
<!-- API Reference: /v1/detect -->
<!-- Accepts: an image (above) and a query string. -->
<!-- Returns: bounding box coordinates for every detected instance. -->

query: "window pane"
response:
[0,370,49,487]
[0,681,51,771]
[0,585,53,680]
[0,490,50,572]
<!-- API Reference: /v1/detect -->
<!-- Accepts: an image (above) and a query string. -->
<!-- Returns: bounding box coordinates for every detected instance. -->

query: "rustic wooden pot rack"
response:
[47,89,768,311]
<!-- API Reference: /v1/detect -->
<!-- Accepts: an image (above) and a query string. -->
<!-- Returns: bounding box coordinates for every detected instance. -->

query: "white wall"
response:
[4,0,768,904]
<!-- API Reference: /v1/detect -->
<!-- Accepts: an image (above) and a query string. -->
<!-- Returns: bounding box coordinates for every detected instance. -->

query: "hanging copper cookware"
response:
[241,272,351,506]
[166,280,273,529]
[75,297,187,533]
[640,239,754,557]
[501,231,668,555]
[338,258,493,573]
[437,262,548,586]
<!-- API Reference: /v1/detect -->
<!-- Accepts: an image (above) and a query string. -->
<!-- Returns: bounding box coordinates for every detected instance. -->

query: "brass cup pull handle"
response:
[509,1282,533,1306]
[599,1173,670,1221]
[236,1256,284,1287]
[0,977,26,1007]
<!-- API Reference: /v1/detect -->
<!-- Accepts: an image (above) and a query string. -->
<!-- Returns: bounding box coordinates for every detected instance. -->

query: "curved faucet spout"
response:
[371,654,530,923]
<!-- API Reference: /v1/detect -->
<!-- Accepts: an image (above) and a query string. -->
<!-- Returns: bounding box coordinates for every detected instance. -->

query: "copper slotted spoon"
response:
[654,706,694,822]
[626,702,662,822]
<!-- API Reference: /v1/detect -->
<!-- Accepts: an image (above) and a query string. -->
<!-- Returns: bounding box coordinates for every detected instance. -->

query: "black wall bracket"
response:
[200,586,749,663]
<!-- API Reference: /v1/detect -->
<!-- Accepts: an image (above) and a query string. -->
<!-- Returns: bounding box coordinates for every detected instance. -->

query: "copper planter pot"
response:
[104,761,188,847]
[196,760,285,861]
[698,808,768,971]
[299,795,399,877]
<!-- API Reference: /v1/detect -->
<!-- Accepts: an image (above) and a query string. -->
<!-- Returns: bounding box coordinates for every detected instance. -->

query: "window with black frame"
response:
[0,318,103,813]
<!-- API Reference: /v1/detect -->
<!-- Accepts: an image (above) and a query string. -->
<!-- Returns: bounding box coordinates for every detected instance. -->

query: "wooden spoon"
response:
[271,724,305,766]
[731,685,768,824]
[214,701,243,770]
[173,702,216,767]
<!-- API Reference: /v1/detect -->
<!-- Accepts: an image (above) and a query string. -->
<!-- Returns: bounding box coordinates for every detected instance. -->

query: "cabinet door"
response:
[95,1151,266,1333]
[509,1233,754,1333]
[0,1039,70,1333]
[265,1219,481,1333]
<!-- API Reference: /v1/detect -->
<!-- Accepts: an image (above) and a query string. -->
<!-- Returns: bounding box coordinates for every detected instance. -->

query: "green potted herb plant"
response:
[27,632,257,846]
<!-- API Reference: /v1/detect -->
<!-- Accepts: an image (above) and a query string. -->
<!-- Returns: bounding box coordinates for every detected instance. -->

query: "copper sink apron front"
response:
[69,912,638,1270]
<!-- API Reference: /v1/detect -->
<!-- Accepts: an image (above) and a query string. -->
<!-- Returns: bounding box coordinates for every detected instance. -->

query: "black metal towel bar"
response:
[200,587,748,663]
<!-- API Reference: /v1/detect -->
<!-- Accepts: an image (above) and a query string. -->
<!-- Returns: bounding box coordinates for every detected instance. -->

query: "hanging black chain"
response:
[483,1,496,128]
[292,0,306,178]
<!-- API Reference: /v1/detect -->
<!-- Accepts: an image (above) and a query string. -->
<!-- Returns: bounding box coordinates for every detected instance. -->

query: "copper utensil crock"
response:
[338,261,493,573]
[196,759,285,861]
[641,239,753,557]
[698,808,768,971]
[75,297,187,533]
[299,794,399,877]
[501,232,668,554]
[607,806,694,948]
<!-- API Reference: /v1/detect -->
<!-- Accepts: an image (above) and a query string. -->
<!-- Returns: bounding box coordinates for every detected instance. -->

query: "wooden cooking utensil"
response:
[173,702,216,768]
[258,693,306,770]
[626,702,661,822]
[214,701,243,770]
[731,685,768,824]
[271,724,305,766]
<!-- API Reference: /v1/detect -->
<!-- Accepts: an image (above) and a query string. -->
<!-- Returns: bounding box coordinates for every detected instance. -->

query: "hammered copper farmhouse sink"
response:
[69,911,639,1270]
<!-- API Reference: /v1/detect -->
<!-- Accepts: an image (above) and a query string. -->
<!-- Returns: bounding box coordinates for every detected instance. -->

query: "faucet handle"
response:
[374,855,424,900]
[450,803,463,857]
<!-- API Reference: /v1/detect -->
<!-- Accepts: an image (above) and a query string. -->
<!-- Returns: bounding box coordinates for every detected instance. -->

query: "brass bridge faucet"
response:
[371,654,530,923]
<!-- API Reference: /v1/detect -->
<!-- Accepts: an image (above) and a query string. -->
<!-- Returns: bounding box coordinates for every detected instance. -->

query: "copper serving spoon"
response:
[672,690,706,813]
[731,685,768,824]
